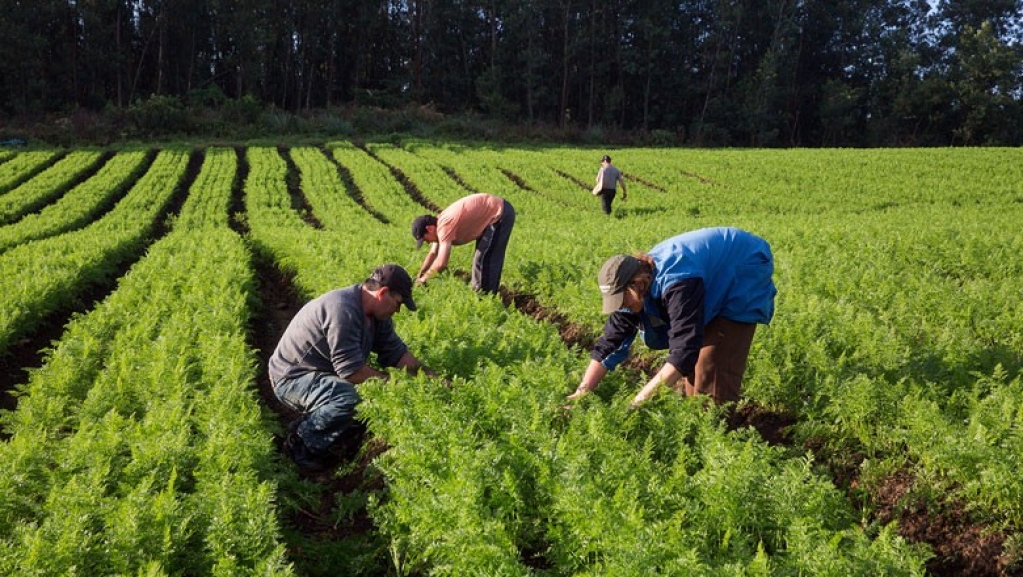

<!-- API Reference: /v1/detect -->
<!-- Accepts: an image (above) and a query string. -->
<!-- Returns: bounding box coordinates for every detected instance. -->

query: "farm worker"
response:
[592,154,627,215]
[411,192,516,294]
[269,264,437,472]
[568,227,776,407]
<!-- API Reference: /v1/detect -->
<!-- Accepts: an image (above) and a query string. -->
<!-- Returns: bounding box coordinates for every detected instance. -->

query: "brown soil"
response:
[497,286,598,351]
[499,169,537,193]
[623,172,667,192]
[0,148,200,434]
[495,283,1021,575]
[870,471,1020,576]
[440,165,482,195]
[242,154,1019,574]
[681,170,718,185]
[277,146,324,229]
[250,256,303,417]
[0,327,60,420]
[288,433,389,539]
[552,168,590,190]
[354,142,442,213]
[320,145,391,224]
[242,153,386,552]
[724,402,796,446]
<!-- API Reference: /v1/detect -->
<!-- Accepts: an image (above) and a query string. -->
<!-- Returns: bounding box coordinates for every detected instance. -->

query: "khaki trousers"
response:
[677,316,757,404]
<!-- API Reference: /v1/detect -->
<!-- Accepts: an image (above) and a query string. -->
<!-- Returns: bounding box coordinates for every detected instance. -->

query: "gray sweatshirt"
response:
[268,284,408,384]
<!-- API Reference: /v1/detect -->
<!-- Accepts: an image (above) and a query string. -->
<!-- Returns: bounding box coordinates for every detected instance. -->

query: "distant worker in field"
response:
[411,193,516,294]
[592,154,627,215]
[269,264,437,472]
[567,227,776,407]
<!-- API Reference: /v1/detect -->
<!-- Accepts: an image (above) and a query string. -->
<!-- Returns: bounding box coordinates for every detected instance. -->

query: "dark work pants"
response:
[678,317,757,404]
[598,188,616,215]
[472,200,515,293]
[272,372,360,454]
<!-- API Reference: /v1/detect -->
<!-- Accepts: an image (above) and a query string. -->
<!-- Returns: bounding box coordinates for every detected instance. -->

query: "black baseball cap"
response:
[370,264,417,311]
[411,215,437,249]
[598,254,639,314]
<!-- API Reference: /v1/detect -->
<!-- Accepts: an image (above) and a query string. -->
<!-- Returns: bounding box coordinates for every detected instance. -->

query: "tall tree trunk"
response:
[116,5,123,107]
[560,0,571,128]
[412,0,424,101]
[236,61,244,100]
[326,0,337,108]
[157,11,166,95]
[587,0,596,128]
[68,4,79,105]
[130,12,159,105]
[643,34,653,131]
[185,27,194,94]
[615,12,626,129]
[526,28,535,122]
[489,0,497,70]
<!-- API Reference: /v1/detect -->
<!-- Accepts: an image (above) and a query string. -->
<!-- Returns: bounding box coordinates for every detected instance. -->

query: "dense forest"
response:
[1,0,1021,146]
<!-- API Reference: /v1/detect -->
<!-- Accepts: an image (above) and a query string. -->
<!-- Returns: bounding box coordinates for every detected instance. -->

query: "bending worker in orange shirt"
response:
[411,193,516,294]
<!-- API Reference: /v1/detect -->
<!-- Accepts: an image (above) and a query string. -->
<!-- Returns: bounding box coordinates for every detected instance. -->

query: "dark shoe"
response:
[327,421,367,461]
[283,430,334,473]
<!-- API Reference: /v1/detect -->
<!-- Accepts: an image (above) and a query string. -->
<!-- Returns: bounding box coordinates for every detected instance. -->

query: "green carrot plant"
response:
[1,143,1020,574]
[0,150,104,225]
[0,150,61,195]
[0,150,150,253]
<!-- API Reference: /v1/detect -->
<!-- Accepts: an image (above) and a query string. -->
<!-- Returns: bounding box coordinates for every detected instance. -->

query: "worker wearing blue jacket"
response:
[568,227,776,406]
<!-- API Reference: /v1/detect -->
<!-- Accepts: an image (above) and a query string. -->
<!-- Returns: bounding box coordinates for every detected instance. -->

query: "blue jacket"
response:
[648,227,775,325]
[593,227,776,372]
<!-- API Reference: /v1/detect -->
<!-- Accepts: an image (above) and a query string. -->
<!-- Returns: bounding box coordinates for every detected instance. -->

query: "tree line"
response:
[1,0,1021,146]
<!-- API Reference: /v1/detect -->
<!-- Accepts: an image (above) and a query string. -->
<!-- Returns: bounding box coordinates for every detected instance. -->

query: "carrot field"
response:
[1,142,1021,576]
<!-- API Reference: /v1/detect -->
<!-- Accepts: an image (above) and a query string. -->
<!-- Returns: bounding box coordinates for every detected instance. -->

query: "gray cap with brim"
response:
[598,254,639,314]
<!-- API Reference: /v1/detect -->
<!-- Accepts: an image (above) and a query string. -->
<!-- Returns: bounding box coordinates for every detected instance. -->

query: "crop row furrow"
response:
[329,141,428,224]
[2,144,1021,574]
[289,146,386,230]
[244,147,400,299]
[173,147,237,230]
[0,150,62,195]
[0,146,290,572]
[0,149,189,353]
[235,142,934,574]
[0,150,151,253]
[364,142,469,210]
[0,150,106,225]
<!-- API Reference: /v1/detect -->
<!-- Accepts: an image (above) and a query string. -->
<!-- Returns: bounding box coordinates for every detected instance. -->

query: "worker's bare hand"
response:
[566,386,590,401]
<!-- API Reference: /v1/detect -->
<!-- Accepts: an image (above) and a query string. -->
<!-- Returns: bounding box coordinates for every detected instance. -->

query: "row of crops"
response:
[1,143,1021,575]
